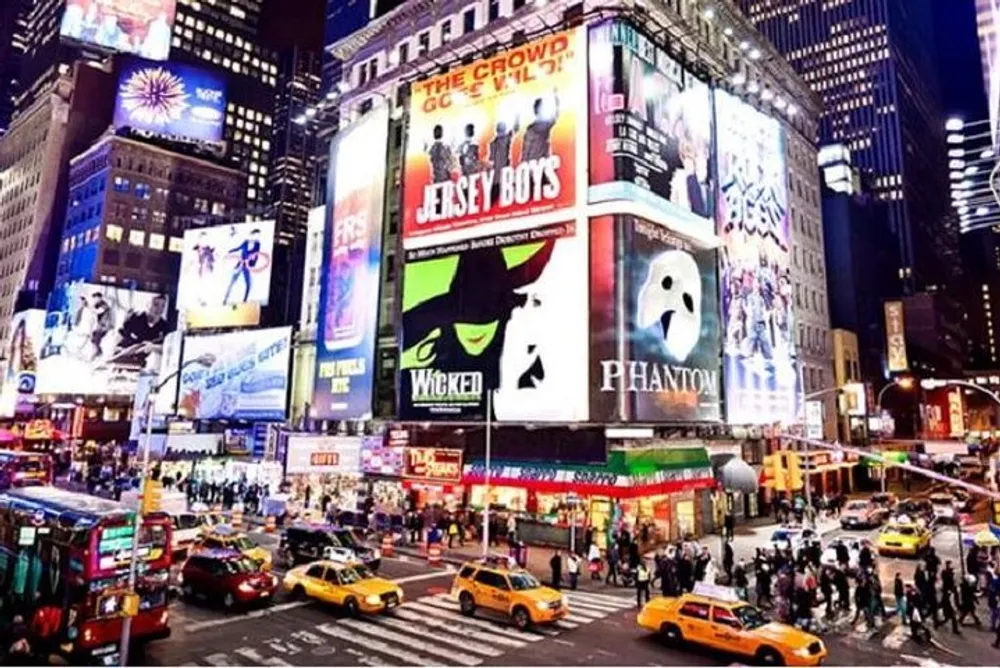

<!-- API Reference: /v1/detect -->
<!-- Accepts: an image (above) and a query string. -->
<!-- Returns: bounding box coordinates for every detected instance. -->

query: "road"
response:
[138,528,994,667]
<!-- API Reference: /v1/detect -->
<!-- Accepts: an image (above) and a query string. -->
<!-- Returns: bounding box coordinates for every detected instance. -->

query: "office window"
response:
[489,0,500,21]
[463,8,475,34]
[398,42,409,65]
[148,233,165,251]
[441,19,451,43]
[128,229,146,247]
[514,0,526,9]
[168,237,185,253]
[113,176,130,192]
[418,31,430,55]
[105,224,124,242]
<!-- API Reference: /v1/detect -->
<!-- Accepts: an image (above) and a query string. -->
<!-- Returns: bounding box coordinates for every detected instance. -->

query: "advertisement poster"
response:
[977,0,1000,147]
[153,330,182,416]
[884,300,909,372]
[284,436,362,476]
[0,310,45,417]
[60,0,175,61]
[403,29,581,242]
[360,438,404,476]
[37,283,168,395]
[399,221,588,421]
[590,216,721,422]
[177,327,291,421]
[715,90,798,425]
[113,57,226,142]
[128,372,166,441]
[588,20,713,232]
[403,448,464,484]
[313,106,389,420]
[176,220,275,313]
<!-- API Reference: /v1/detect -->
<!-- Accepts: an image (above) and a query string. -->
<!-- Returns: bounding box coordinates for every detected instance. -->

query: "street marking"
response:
[563,591,635,607]
[565,614,599,624]
[203,654,235,666]
[392,568,456,584]
[882,622,909,650]
[339,617,483,665]
[316,621,447,666]
[368,615,504,657]
[405,601,545,641]
[393,607,529,648]
[233,647,292,666]
[343,646,393,666]
[183,601,310,633]
[563,603,609,618]
[553,619,580,630]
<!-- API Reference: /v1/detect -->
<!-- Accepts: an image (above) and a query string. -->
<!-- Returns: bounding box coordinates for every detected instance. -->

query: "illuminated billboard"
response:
[403,29,582,244]
[977,0,1000,146]
[590,216,721,422]
[399,221,588,421]
[60,0,176,61]
[177,327,291,421]
[37,283,168,395]
[176,220,275,322]
[0,310,45,417]
[588,20,713,233]
[113,57,227,142]
[715,90,798,425]
[313,106,389,420]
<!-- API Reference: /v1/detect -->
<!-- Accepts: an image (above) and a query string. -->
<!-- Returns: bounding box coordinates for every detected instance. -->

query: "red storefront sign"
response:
[403,448,463,484]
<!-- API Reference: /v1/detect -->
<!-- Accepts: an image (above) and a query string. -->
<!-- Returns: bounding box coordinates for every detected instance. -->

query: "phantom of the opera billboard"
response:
[402,29,582,244]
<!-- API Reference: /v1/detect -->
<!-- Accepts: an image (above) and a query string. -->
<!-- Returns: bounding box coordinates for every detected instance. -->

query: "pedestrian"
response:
[925,547,941,583]
[988,571,1000,632]
[636,560,651,608]
[910,597,930,643]
[567,552,581,590]
[550,550,563,590]
[834,567,850,611]
[734,559,749,601]
[506,514,517,544]
[835,541,849,571]
[958,574,981,627]
[587,542,602,580]
[942,561,956,597]
[724,512,735,541]
[852,574,874,629]
[757,562,773,607]
[894,572,908,623]
[937,587,961,635]
[447,518,459,549]
[858,541,874,572]
[820,567,834,617]
[723,539,734,582]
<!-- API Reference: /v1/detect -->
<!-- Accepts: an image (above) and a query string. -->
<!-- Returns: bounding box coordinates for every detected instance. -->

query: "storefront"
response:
[402,447,464,511]
[463,447,715,550]
[762,448,860,499]
[359,438,407,514]
[283,435,364,514]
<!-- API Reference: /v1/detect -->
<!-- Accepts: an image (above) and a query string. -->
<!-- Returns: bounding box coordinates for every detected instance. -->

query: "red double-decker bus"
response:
[0,449,52,488]
[0,486,172,664]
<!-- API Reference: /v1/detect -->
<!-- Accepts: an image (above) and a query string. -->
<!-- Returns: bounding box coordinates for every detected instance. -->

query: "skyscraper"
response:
[0,0,24,135]
[10,0,80,124]
[739,0,950,298]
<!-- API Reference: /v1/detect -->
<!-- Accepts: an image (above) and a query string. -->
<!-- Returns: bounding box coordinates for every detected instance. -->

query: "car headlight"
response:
[365,594,382,606]
[535,600,551,610]
[238,582,255,593]
[795,647,811,657]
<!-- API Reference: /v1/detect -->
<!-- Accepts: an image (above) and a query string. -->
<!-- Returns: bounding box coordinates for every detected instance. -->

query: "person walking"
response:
[756,562,773,608]
[958,574,981,627]
[853,574,874,629]
[937,586,961,635]
[723,539,734,583]
[636,560,651,608]
[550,550,563,590]
[734,559,749,602]
[567,553,580,591]
[447,517,460,549]
[588,542,602,581]
[988,571,1000,633]
[820,567,834,618]
[606,540,620,587]
[894,572,908,624]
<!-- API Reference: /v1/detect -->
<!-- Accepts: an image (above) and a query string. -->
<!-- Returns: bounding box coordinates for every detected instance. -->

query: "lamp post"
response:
[874,377,914,491]
[797,386,842,529]
[119,353,215,667]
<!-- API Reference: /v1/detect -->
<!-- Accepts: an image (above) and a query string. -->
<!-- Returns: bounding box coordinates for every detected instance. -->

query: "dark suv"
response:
[279,523,381,570]
[179,549,278,609]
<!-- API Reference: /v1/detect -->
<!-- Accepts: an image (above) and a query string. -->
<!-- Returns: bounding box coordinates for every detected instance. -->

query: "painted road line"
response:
[343,647,393,666]
[564,591,635,607]
[562,603,609,619]
[405,601,545,642]
[564,614,601,625]
[564,596,630,613]
[203,654,235,666]
[368,615,504,657]
[553,620,580,630]
[184,601,310,633]
[882,622,909,650]
[392,568,456,584]
[338,617,483,665]
[318,623,432,665]
[233,647,292,666]
[393,607,529,648]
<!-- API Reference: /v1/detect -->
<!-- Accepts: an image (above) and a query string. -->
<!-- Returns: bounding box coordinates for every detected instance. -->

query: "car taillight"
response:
[159,610,169,626]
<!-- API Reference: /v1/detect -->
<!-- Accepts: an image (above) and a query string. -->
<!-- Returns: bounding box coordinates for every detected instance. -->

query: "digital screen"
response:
[113,57,226,142]
[0,310,45,418]
[313,106,388,420]
[37,283,168,396]
[715,90,799,425]
[60,0,176,61]
[284,436,362,475]
[177,327,291,421]
[588,20,714,233]
[176,220,275,313]
[402,29,582,243]
[977,0,1000,147]
[399,221,588,421]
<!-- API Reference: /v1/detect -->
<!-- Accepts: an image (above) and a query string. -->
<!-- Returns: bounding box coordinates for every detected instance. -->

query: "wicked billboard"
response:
[399,221,588,421]
[590,215,721,422]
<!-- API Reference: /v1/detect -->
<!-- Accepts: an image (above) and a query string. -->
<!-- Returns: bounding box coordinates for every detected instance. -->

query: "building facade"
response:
[55,135,245,297]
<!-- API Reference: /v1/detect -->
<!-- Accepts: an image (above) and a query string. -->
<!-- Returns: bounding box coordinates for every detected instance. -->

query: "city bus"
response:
[0,449,52,489]
[0,486,172,664]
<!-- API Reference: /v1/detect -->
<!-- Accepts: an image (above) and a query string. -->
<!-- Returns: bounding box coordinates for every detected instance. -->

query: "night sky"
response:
[934,0,989,120]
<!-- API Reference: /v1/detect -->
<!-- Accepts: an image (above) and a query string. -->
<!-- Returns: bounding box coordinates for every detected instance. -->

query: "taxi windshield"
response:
[338,566,369,584]
[351,565,375,579]
[509,572,541,591]
[233,536,256,551]
[220,557,259,574]
[732,605,768,630]
[886,525,916,536]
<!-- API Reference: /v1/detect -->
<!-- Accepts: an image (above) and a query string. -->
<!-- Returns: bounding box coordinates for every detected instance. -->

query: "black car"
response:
[279,523,381,570]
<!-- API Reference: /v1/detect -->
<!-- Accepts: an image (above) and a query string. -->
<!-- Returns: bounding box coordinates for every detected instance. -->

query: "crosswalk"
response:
[184,589,636,666]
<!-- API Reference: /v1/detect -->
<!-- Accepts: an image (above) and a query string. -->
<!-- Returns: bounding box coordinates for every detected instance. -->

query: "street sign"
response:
[805,401,823,439]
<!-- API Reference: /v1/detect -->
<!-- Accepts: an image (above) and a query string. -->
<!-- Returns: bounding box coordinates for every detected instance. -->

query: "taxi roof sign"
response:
[692,582,741,603]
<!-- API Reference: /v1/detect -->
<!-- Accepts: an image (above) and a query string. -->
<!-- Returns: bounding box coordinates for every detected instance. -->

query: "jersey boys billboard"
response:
[716,91,798,425]
[313,106,389,420]
[399,222,588,421]
[590,216,721,422]
[402,29,581,243]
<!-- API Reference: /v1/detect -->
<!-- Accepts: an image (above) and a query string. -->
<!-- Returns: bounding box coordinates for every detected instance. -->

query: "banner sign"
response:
[462,463,716,488]
[402,448,464,484]
[399,221,588,420]
[403,29,581,242]
[284,436,362,476]
[715,90,798,425]
[884,300,909,372]
[313,105,389,420]
[590,215,721,422]
[587,19,713,232]
[0,310,44,418]
[177,220,275,314]
[60,0,175,61]
[805,401,823,440]
[360,438,404,476]
[177,327,291,421]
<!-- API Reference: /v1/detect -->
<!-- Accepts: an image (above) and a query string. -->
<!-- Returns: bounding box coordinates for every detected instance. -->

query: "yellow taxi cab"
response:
[282,560,403,615]
[194,525,273,571]
[637,583,827,666]
[876,516,932,557]
[451,555,567,630]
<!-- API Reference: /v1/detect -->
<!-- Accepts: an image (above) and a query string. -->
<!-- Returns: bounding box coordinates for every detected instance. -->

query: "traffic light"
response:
[991,499,1000,526]
[785,451,804,492]
[141,480,163,515]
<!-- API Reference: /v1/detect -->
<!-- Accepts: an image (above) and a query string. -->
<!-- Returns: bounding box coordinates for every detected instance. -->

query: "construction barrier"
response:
[381,534,394,558]
[427,543,442,567]
[264,515,277,533]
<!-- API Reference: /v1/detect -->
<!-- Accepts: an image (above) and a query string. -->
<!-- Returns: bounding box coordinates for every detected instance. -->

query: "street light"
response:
[873,377,915,492]
[119,353,215,667]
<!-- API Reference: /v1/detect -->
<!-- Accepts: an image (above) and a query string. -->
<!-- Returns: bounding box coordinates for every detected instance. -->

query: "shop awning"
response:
[462,447,716,499]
